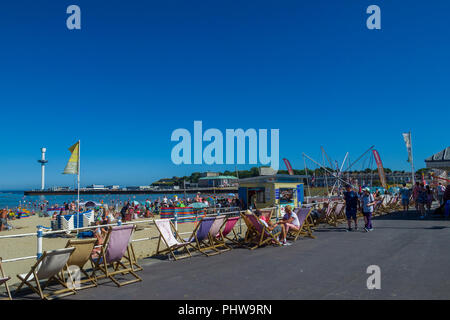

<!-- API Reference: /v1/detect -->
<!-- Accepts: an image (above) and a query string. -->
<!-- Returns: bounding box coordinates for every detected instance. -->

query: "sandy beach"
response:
[0,214,246,286]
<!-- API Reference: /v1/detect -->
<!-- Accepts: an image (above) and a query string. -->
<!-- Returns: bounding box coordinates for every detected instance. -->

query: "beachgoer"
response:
[343,184,358,231]
[0,209,8,231]
[255,209,284,242]
[426,185,434,213]
[360,187,376,232]
[400,183,411,212]
[417,184,428,219]
[277,205,300,245]
[412,182,421,211]
[437,183,446,205]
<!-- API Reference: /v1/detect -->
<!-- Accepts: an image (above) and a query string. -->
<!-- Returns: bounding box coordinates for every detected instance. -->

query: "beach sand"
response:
[0,214,246,287]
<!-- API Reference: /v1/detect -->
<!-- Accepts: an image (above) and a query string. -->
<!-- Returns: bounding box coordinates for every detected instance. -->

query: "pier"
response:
[23,187,238,196]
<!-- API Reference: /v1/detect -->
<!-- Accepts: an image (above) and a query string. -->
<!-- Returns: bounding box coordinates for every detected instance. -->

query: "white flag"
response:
[402,132,412,163]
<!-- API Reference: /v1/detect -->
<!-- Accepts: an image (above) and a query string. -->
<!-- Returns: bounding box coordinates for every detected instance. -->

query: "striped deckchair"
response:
[154,219,192,261]
[287,207,316,241]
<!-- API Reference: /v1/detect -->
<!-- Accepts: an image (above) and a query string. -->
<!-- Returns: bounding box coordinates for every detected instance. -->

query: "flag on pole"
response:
[283,158,294,175]
[63,141,80,175]
[402,132,412,163]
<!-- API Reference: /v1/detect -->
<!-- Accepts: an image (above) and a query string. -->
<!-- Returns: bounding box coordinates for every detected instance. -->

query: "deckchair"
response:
[240,211,259,244]
[286,207,316,241]
[16,247,76,300]
[245,212,282,250]
[154,219,192,261]
[90,225,142,287]
[333,202,347,224]
[0,258,11,300]
[326,202,344,227]
[322,201,337,224]
[183,216,219,256]
[59,238,97,291]
[216,216,241,247]
[207,215,230,253]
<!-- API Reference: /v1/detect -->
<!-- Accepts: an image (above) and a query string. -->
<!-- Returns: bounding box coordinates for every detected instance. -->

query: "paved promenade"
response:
[62,209,450,300]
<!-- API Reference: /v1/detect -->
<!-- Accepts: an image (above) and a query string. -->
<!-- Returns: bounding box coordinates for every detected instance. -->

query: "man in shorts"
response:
[400,183,411,212]
[343,184,358,231]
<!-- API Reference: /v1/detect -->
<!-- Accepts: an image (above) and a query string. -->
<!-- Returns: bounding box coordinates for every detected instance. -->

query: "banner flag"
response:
[372,149,387,189]
[283,158,294,175]
[402,132,412,163]
[63,141,80,175]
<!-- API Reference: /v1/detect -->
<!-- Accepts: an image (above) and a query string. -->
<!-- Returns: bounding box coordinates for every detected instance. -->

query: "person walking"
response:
[437,183,446,206]
[417,184,428,219]
[400,183,411,212]
[360,187,376,232]
[343,184,358,231]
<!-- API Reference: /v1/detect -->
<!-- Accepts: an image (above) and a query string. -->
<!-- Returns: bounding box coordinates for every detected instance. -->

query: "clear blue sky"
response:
[0,0,449,190]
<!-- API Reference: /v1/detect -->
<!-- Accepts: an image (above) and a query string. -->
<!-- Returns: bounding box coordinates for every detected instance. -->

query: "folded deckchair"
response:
[183,217,219,256]
[16,247,76,300]
[245,212,282,250]
[216,216,241,246]
[0,258,12,300]
[59,238,97,291]
[207,215,229,253]
[154,219,192,261]
[90,225,142,287]
[286,208,316,241]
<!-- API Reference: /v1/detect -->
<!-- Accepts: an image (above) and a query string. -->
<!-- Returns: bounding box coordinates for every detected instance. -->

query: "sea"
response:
[0,191,209,210]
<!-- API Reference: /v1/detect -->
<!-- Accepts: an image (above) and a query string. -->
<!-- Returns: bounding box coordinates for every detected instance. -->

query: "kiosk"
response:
[238,175,304,213]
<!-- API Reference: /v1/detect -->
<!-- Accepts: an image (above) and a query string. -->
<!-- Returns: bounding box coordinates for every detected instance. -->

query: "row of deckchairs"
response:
[154,215,241,260]
[154,207,317,256]
[318,194,403,227]
[1,209,318,299]
[1,225,142,300]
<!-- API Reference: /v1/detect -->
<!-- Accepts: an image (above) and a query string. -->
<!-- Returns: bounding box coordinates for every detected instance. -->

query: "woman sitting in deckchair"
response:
[277,205,300,246]
[255,210,284,242]
[91,219,107,258]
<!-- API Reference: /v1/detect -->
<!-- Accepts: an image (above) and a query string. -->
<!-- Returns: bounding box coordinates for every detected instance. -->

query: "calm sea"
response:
[0,191,208,210]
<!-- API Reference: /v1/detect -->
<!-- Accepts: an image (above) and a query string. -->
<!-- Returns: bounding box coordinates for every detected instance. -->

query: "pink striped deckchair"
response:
[245,212,282,250]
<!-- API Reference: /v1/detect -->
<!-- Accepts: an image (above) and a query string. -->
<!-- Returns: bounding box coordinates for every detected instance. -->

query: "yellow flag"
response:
[63,141,79,174]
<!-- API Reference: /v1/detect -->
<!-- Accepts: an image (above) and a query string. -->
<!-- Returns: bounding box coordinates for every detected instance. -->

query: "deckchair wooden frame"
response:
[333,202,347,224]
[90,225,142,287]
[59,238,98,291]
[185,217,221,257]
[286,208,316,241]
[0,258,12,300]
[215,216,242,248]
[208,216,235,253]
[245,212,282,250]
[240,212,259,245]
[15,248,76,300]
[154,219,192,261]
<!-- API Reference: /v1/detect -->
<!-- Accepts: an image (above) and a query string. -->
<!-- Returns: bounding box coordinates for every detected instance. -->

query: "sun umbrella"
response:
[190,202,208,209]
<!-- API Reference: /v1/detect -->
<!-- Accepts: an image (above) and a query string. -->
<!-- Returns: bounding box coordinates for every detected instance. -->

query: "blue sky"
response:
[0,0,449,189]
